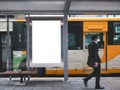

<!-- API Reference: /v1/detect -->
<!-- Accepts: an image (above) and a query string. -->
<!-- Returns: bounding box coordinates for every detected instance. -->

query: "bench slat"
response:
[0,70,37,75]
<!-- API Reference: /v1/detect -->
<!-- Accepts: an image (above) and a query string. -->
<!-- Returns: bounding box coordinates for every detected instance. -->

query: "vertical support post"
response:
[26,14,30,81]
[7,18,10,71]
[63,0,71,81]
[63,13,68,81]
[26,14,30,70]
[105,32,108,71]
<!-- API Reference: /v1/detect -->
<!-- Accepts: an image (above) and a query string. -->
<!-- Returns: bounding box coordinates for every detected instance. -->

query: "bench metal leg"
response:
[9,76,12,81]
[27,75,31,81]
[20,75,23,83]
[24,76,26,81]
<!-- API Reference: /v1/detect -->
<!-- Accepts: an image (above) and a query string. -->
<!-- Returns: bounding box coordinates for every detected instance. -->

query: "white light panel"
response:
[32,20,61,65]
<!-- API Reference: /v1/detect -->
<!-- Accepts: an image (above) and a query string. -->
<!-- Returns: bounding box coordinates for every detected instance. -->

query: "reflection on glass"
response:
[113,35,120,44]
[108,22,120,45]
[85,33,104,49]
[68,22,83,50]
[85,34,92,49]
[68,33,76,48]
[68,33,82,50]
[114,22,120,33]
[113,22,120,44]
[115,26,120,33]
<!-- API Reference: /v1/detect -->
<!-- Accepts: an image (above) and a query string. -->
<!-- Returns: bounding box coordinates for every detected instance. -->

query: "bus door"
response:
[68,21,84,71]
[84,33,106,71]
[83,21,108,73]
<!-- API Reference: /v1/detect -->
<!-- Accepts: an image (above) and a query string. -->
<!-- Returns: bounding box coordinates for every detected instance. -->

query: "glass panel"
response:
[68,22,83,50]
[108,21,120,45]
[115,26,120,33]
[85,33,92,49]
[114,22,120,33]
[1,33,11,71]
[85,33,104,49]
[113,35,120,44]
[1,34,7,71]
[68,33,77,49]
[113,22,120,44]
[12,22,26,50]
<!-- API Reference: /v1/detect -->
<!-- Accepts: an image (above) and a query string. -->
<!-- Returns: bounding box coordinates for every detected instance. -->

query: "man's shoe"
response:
[95,86,104,89]
[83,79,88,87]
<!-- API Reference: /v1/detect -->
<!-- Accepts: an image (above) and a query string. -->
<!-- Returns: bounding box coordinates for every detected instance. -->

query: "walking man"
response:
[83,35,104,89]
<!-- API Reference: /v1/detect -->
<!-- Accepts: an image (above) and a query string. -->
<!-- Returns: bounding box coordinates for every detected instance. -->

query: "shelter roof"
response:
[0,0,120,15]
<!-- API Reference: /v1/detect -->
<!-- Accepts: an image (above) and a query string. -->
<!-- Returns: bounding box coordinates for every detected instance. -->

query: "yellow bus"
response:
[1,17,120,76]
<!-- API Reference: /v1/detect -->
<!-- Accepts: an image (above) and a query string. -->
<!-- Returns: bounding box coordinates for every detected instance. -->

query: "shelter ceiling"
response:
[0,0,119,15]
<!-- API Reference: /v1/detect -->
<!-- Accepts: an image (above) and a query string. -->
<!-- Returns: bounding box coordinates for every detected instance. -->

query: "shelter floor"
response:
[0,77,120,90]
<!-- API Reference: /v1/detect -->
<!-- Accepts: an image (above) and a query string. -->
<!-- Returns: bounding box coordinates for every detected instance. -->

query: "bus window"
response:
[108,22,120,45]
[12,22,27,50]
[68,33,77,49]
[85,33,104,49]
[113,35,120,44]
[68,21,83,50]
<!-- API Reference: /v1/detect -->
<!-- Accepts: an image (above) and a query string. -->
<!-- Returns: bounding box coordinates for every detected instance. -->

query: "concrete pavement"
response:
[0,77,119,90]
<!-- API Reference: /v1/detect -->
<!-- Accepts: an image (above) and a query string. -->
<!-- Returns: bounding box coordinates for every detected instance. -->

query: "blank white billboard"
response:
[31,20,62,67]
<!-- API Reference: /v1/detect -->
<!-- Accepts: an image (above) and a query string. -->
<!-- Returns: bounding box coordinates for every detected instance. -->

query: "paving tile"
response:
[0,77,120,90]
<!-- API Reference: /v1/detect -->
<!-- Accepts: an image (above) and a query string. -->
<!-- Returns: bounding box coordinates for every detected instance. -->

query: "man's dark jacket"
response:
[87,42,101,67]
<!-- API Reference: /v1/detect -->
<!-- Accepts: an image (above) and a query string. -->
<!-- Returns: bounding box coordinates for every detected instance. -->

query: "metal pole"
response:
[105,32,108,71]
[7,18,10,71]
[26,14,30,70]
[63,13,68,81]
[63,0,71,81]
[26,14,30,81]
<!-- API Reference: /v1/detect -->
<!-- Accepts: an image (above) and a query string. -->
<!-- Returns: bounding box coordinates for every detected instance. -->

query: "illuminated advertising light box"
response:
[30,20,63,67]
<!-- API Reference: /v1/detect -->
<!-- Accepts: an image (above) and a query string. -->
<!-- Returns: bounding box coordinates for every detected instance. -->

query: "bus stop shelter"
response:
[0,0,120,82]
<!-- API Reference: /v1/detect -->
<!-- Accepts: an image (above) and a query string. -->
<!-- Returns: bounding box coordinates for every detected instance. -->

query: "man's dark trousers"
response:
[85,64,101,87]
